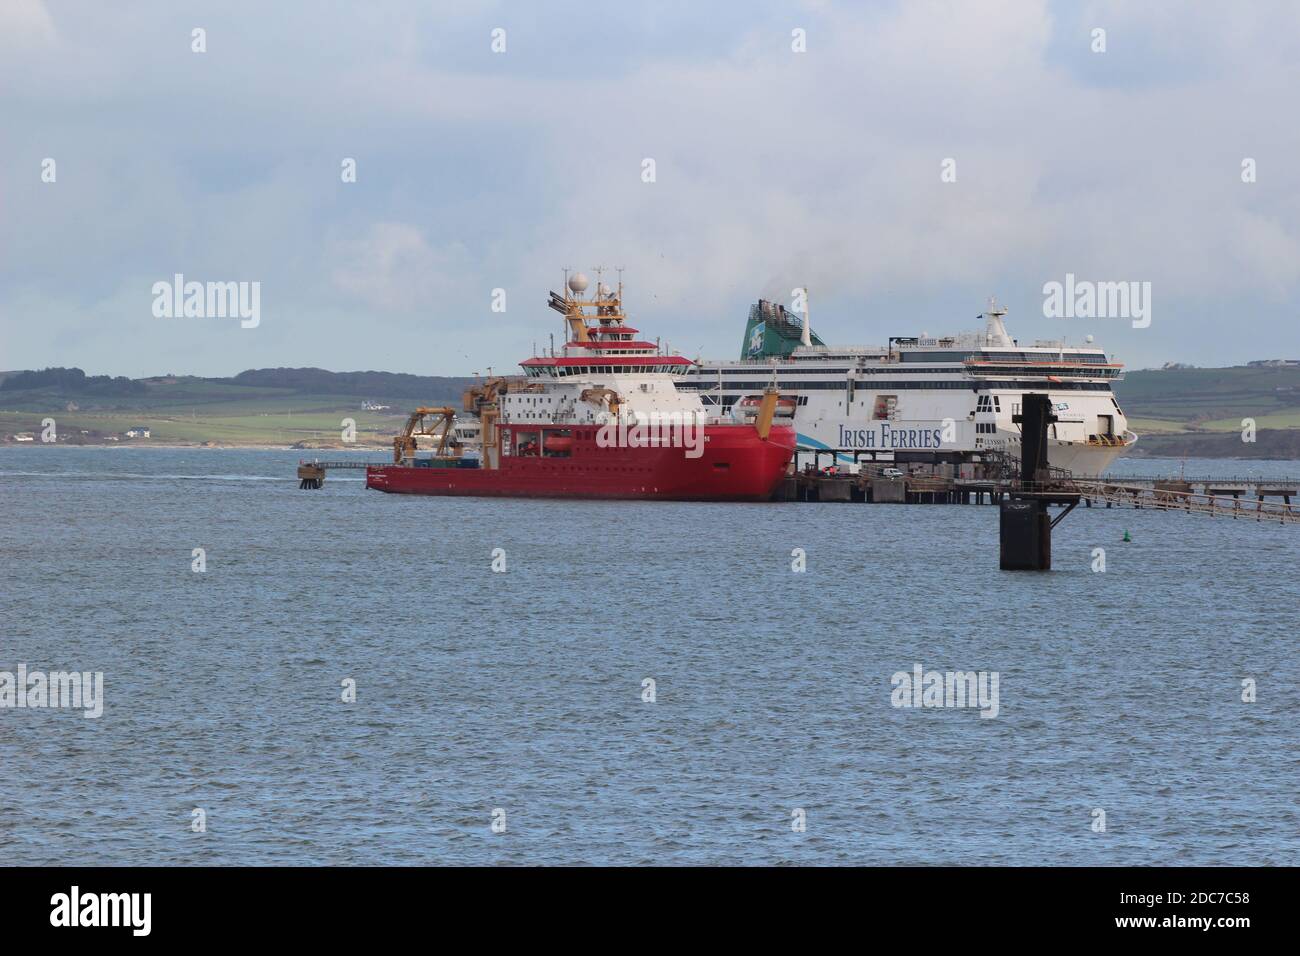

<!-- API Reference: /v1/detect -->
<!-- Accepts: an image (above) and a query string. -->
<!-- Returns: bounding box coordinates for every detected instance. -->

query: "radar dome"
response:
[1085,334,1094,344]
[568,273,589,293]
[597,282,611,296]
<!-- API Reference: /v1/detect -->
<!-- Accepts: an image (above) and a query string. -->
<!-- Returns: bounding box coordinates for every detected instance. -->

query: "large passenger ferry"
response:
[681,298,1137,476]
[366,274,796,500]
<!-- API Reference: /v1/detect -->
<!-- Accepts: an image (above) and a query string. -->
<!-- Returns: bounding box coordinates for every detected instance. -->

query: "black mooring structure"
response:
[999,393,1080,570]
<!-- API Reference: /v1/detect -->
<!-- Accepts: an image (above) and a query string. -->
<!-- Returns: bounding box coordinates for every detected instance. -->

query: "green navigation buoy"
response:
[1122,529,1131,542]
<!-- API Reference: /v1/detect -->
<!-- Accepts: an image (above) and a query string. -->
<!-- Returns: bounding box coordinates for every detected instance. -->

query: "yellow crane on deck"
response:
[392,407,458,465]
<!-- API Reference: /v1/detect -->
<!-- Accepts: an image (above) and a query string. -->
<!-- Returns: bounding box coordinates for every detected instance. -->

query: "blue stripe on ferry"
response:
[796,433,855,464]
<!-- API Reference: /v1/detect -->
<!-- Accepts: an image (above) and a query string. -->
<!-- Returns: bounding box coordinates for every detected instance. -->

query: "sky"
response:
[2,0,1299,378]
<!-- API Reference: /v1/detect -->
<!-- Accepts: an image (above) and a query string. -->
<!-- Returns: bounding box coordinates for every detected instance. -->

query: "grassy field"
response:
[4,364,1299,457]
[0,403,398,445]
[1115,366,1300,432]
[0,374,469,446]
[1111,365,1300,458]
[1127,413,1300,434]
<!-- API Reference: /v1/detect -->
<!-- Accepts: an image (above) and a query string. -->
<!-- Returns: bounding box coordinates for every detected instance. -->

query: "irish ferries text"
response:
[838,423,945,449]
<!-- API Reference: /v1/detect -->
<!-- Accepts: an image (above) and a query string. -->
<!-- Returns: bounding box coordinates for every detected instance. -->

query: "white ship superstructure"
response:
[681,299,1137,476]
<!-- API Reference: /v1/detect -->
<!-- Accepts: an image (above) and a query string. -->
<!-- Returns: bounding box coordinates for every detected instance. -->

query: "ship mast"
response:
[547,268,629,343]
[982,296,1014,348]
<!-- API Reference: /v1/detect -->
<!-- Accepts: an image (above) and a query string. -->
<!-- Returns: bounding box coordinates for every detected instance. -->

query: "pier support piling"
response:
[297,462,328,489]
[999,394,1079,570]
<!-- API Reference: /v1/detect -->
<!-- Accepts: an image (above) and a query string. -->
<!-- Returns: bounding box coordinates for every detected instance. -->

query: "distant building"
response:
[361,400,391,411]
[12,433,35,442]
[125,426,151,438]
[1161,362,1196,370]
[1247,359,1300,367]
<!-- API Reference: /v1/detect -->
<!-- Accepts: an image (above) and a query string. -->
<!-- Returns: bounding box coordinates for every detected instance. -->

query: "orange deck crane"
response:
[460,377,515,470]
[392,407,458,465]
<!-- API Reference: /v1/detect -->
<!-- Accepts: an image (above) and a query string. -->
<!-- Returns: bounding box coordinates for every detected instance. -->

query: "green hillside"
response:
[0,368,477,446]
[1114,365,1300,458]
[1115,365,1300,429]
[4,363,1299,457]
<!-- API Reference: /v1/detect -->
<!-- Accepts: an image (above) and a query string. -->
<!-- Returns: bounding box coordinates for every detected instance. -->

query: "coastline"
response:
[3,440,1298,464]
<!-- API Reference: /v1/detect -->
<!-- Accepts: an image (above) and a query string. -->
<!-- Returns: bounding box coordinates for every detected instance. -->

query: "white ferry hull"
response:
[687,299,1136,477]
[1039,438,1131,477]
[789,420,1133,476]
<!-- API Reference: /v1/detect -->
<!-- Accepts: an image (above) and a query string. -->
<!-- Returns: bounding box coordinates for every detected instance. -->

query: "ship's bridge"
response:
[521,355,694,377]
[526,272,695,377]
[562,339,660,356]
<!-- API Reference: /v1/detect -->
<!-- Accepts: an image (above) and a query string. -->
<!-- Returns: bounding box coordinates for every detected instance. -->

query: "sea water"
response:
[1,448,1296,865]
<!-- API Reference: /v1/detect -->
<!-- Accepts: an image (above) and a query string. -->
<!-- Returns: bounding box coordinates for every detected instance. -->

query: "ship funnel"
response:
[800,288,811,347]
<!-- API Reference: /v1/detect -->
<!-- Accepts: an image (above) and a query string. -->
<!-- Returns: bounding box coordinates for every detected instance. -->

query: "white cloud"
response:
[0,0,56,49]
[329,223,471,311]
[1,0,1298,374]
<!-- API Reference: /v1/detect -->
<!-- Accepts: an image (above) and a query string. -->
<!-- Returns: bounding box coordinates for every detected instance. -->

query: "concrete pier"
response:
[870,478,906,503]
[770,469,1300,523]
[819,480,853,502]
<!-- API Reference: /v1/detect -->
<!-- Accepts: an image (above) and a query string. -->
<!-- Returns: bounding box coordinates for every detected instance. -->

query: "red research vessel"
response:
[366,273,795,501]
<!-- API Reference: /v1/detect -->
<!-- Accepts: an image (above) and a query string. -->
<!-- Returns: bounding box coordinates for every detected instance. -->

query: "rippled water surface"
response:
[1,448,1297,865]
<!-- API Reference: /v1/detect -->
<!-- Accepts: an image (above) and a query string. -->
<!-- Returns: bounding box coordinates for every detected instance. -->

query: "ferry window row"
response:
[855,367,977,375]
[858,365,1113,377]
[703,367,853,375]
[699,395,809,407]
[969,366,1120,378]
[680,380,1114,392]
[899,351,1110,364]
[898,351,976,363]
[979,351,1111,364]
[684,380,976,390]
[808,365,1115,376]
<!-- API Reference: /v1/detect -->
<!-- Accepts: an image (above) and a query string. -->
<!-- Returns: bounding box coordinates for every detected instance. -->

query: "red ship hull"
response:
[366,424,795,501]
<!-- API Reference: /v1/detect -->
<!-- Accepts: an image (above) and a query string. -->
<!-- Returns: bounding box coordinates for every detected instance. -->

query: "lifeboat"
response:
[732,394,796,422]
[544,435,575,453]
